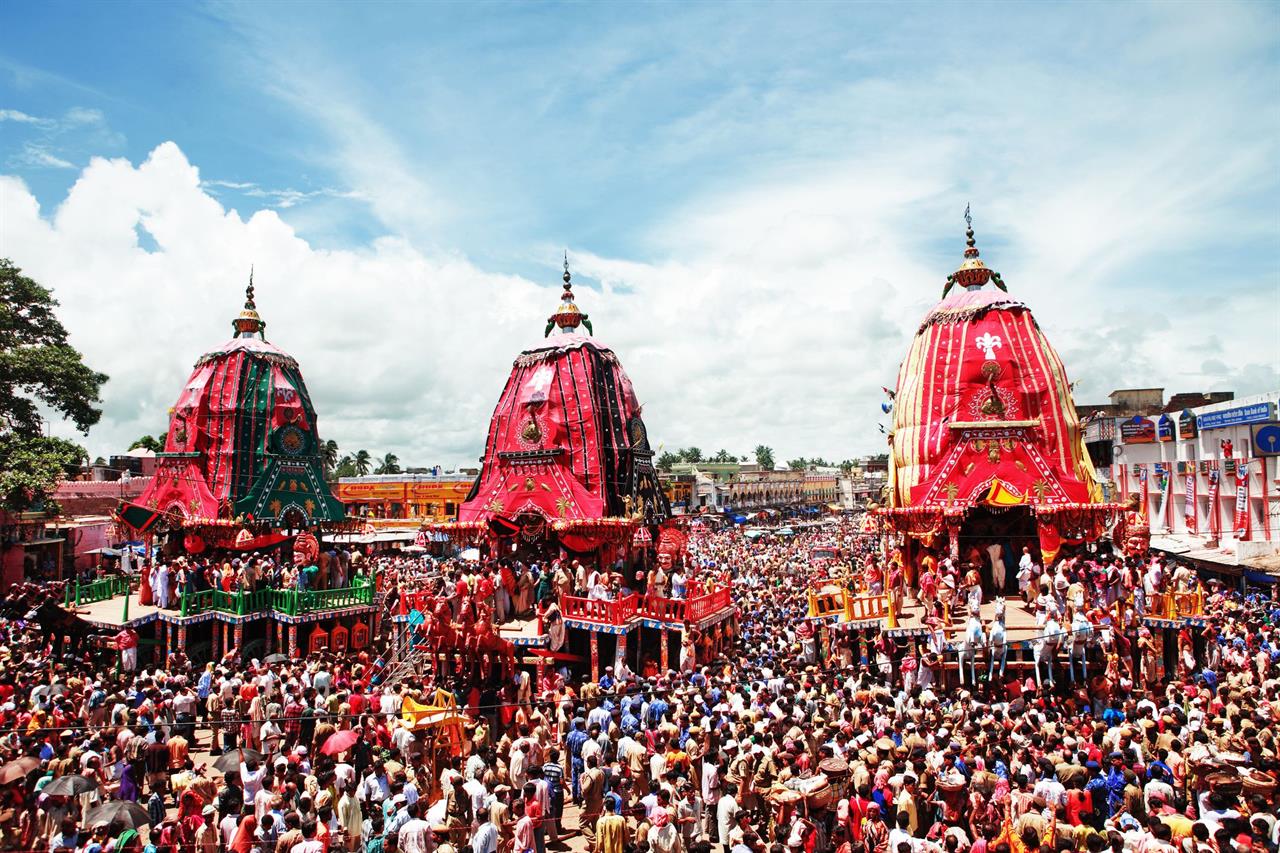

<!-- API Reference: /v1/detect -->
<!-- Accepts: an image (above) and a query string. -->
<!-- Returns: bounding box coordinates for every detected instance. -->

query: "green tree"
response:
[354,449,372,476]
[321,439,340,477]
[754,445,775,469]
[786,458,808,470]
[681,447,703,463]
[656,451,679,472]
[0,259,108,510]
[375,452,401,475]
[840,459,857,474]
[711,448,733,463]
[334,454,357,478]
[128,434,165,453]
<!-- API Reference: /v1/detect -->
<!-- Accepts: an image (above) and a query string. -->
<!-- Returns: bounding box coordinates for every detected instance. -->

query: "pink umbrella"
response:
[320,729,360,756]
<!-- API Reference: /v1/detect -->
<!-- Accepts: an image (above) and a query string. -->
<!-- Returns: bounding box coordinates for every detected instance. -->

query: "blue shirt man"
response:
[565,720,588,801]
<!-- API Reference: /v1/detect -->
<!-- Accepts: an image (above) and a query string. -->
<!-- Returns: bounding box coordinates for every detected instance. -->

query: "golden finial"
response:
[545,251,593,337]
[233,266,264,337]
[953,204,992,289]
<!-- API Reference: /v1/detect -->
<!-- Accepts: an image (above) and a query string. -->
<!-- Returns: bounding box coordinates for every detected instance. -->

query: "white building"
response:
[1109,391,1280,567]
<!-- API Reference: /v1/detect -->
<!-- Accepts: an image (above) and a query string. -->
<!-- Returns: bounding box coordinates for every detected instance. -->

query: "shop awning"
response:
[322,530,418,544]
[20,537,65,547]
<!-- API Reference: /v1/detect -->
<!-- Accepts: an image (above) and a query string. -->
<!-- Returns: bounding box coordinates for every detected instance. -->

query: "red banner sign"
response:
[1184,473,1197,534]
[1207,470,1221,538]
[1233,465,1250,541]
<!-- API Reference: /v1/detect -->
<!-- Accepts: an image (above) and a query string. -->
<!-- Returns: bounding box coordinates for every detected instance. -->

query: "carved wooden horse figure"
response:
[467,600,515,680]
[987,597,1008,682]
[430,599,459,676]
[1068,609,1093,684]
[957,608,985,687]
[1035,615,1061,687]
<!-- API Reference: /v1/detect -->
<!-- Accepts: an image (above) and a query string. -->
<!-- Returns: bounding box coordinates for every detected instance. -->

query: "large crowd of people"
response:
[2,516,1277,853]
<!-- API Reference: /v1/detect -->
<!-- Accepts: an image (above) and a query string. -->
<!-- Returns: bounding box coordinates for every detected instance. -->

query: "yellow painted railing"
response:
[1148,589,1205,620]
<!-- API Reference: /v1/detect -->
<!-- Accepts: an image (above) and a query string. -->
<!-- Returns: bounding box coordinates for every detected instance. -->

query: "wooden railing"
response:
[273,579,376,615]
[808,589,845,619]
[644,595,687,623]
[686,586,732,623]
[562,593,640,624]
[559,586,735,626]
[805,587,889,624]
[400,590,437,615]
[1148,590,1205,620]
[65,575,134,607]
[845,592,889,622]
[178,577,375,617]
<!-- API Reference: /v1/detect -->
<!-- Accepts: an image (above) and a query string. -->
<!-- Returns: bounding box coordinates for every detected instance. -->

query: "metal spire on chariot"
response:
[233,266,266,338]
[942,206,1008,299]
[545,252,593,337]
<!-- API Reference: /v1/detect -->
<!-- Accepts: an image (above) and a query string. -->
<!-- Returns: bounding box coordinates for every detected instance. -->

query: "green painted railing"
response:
[178,577,374,618]
[65,575,134,607]
[271,578,375,616]
[180,589,212,616]
[74,574,375,618]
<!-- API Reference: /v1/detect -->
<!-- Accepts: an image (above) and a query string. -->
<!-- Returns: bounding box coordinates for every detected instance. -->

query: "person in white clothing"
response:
[986,541,1006,593]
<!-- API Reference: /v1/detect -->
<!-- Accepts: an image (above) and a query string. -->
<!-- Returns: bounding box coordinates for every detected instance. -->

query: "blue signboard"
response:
[1157,413,1174,442]
[1197,402,1275,431]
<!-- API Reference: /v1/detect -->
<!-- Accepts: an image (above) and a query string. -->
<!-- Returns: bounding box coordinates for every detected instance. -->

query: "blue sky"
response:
[2,1,1278,467]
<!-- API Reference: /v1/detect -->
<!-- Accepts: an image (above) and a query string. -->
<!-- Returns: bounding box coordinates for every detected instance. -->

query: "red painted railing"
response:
[400,590,437,615]
[643,595,687,623]
[685,586,733,623]
[562,593,640,624]
[560,587,735,626]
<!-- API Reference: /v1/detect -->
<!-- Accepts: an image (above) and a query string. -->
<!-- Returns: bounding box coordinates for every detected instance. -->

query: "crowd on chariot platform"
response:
[0,516,1275,853]
[119,547,373,612]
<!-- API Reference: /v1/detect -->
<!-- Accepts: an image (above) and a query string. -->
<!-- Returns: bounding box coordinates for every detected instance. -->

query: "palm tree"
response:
[128,434,165,453]
[375,453,401,475]
[354,449,372,476]
[754,444,775,469]
[335,454,356,478]
[322,439,339,474]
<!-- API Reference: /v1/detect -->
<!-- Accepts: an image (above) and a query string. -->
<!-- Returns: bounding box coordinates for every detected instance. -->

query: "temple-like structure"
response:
[117,276,344,544]
[408,259,731,683]
[452,259,669,553]
[880,213,1119,565]
[83,278,369,668]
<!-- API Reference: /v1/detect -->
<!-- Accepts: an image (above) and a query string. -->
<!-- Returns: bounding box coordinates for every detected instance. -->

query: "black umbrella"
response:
[211,749,263,773]
[84,800,151,829]
[41,774,99,796]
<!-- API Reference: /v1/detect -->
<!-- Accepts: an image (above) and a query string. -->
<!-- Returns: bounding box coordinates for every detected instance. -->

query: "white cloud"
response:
[4,140,1275,473]
[2,3,1277,466]
[0,108,53,126]
[15,142,73,169]
[2,104,123,169]
[201,178,367,210]
[1,144,545,466]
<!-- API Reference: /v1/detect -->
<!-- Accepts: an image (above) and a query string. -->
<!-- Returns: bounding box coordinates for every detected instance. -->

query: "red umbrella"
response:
[320,729,360,756]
